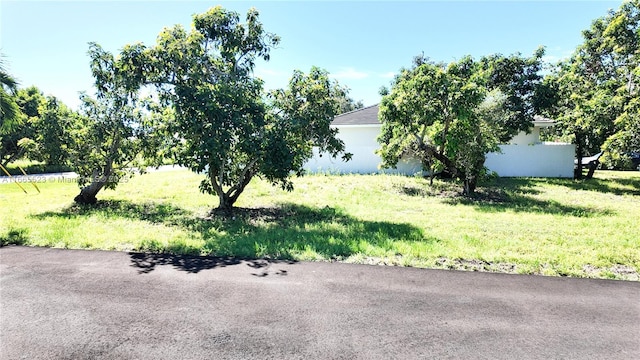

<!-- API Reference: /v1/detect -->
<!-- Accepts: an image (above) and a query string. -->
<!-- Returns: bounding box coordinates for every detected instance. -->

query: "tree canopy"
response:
[71,43,164,204]
[0,86,83,168]
[336,94,364,115]
[378,50,552,195]
[1,86,38,167]
[118,6,351,211]
[550,0,640,172]
[0,57,20,134]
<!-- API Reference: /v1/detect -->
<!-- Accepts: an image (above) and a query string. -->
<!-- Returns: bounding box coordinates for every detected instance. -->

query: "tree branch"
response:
[226,157,260,197]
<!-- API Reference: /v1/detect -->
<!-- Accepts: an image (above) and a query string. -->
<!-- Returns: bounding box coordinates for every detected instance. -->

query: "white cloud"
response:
[332,67,370,80]
[379,72,396,79]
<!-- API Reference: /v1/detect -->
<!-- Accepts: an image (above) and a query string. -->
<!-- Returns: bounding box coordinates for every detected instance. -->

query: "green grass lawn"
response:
[1,169,639,280]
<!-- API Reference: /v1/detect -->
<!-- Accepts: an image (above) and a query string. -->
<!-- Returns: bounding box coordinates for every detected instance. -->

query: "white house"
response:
[304,104,575,178]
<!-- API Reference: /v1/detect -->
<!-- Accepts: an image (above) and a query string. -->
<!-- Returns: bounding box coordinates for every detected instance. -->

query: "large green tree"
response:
[119,7,350,212]
[337,94,364,115]
[71,43,164,204]
[15,86,80,165]
[0,57,28,168]
[378,50,552,195]
[551,0,640,172]
[0,57,20,133]
[0,86,40,166]
[33,96,80,166]
[1,86,82,168]
[377,56,487,195]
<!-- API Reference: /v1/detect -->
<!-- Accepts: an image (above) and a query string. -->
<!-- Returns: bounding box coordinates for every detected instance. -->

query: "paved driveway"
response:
[1,246,638,359]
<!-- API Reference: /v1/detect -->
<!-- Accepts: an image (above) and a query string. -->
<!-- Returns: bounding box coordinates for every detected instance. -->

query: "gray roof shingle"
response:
[331,104,555,127]
[332,104,380,125]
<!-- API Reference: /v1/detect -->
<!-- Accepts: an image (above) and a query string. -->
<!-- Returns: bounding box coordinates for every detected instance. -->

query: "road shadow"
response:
[128,252,295,275]
[33,201,430,273]
[128,252,242,274]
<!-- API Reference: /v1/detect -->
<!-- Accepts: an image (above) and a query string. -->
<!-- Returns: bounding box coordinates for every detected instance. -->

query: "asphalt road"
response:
[1,246,638,359]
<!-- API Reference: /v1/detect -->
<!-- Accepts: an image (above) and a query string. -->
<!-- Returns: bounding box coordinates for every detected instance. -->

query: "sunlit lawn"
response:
[1,169,639,280]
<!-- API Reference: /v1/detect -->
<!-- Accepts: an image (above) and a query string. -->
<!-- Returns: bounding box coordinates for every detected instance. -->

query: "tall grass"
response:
[1,169,638,280]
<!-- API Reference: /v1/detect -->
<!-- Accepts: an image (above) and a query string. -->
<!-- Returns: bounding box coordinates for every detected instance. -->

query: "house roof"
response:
[532,115,556,128]
[332,104,380,125]
[331,104,556,128]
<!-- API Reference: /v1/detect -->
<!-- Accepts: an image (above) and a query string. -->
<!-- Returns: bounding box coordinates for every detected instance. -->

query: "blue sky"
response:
[1,1,622,109]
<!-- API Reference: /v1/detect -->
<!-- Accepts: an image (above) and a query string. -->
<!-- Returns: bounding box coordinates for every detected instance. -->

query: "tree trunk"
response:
[420,143,459,179]
[463,177,477,196]
[74,165,112,205]
[574,132,584,180]
[74,181,105,205]
[216,193,236,214]
[421,158,435,186]
[1,148,25,168]
[211,161,257,215]
[214,177,251,214]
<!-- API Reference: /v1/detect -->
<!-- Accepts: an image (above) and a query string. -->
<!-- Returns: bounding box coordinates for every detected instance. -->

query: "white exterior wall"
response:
[305,125,575,178]
[304,125,422,175]
[508,127,541,145]
[485,142,575,178]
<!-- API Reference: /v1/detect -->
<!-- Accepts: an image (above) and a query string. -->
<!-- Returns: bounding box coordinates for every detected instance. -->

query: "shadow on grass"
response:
[399,178,615,217]
[0,228,29,247]
[402,173,638,198]
[32,200,430,273]
[542,176,640,196]
[443,194,614,217]
[32,200,192,224]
